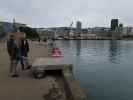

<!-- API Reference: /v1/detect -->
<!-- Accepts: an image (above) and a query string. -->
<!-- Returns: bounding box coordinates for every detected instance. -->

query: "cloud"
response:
[0,0,133,27]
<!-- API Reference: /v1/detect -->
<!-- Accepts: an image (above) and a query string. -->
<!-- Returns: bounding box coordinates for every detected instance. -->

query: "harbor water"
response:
[55,40,133,100]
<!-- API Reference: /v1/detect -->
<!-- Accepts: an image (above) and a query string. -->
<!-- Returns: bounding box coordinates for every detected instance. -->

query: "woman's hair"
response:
[21,39,25,47]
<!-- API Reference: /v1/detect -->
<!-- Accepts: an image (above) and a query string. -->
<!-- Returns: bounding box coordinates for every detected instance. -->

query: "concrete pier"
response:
[0,41,88,100]
[32,57,88,100]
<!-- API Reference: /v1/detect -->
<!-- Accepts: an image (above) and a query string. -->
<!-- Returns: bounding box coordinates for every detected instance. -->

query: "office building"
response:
[111,19,118,31]
[76,21,82,32]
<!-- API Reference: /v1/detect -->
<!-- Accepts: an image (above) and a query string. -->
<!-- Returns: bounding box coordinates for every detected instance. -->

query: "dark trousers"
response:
[20,57,24,70]
[10,58,19,75]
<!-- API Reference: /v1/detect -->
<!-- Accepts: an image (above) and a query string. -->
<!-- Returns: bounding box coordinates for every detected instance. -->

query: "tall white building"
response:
[76,21,82,34]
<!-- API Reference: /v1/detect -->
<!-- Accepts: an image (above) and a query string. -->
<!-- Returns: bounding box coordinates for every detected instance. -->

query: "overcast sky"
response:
[0,0,133,28]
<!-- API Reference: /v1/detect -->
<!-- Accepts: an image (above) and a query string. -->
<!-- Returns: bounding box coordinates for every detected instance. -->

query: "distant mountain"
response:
[0,21,26,38]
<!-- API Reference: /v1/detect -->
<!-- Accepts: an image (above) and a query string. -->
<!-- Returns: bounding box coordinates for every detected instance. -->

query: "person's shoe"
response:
[22,68,25,71]
[11,74,19,78]
[21,65,25,71]
[26,65,32,70]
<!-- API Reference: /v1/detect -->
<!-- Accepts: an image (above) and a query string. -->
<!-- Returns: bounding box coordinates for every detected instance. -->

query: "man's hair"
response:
[9,35,15,40]
[10,34,14,37]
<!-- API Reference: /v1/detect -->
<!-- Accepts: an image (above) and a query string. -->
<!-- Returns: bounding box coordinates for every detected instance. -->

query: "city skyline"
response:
[0,0,133,28]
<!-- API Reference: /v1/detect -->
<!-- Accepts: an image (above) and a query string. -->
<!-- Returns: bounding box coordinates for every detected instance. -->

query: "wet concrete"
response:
[0,41,61,100]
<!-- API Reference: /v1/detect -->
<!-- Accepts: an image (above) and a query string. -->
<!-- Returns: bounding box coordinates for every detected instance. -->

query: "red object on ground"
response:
[52,48,62,57]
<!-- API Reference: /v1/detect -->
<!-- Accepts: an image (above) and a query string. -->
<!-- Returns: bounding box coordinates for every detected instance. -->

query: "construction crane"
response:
[68,22,73,38]
[69,22,73,27]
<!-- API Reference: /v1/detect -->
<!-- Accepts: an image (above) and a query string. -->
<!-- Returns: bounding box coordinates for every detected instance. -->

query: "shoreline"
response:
[54,38,133,40]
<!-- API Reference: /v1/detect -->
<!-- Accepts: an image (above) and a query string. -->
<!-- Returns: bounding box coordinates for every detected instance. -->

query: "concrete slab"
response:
[32,57,72,70]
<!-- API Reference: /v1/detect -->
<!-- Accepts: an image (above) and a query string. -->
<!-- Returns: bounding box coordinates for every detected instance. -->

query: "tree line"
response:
[19,27,39,39]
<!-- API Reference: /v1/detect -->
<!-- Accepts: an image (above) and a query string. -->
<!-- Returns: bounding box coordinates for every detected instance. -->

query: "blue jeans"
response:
[20,56,29,69]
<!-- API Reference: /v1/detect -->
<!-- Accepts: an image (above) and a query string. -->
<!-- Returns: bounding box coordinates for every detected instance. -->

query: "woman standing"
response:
[20,39,30,70]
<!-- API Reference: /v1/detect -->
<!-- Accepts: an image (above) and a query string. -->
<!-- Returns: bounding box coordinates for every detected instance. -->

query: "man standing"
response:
[7,35,20,77]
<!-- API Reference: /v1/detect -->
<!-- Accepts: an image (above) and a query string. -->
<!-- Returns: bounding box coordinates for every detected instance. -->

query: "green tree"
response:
[19,27,39,39]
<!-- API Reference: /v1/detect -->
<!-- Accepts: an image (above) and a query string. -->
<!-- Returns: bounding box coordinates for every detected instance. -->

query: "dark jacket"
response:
[25,40,29,53]
[20,40,29,57]
[7,39,20,60]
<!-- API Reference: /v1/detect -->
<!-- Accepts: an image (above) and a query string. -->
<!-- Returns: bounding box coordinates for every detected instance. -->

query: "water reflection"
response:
[56,40,133,100]
[60,40,71,48]
[108,40,121,64]
[76,40,81,56]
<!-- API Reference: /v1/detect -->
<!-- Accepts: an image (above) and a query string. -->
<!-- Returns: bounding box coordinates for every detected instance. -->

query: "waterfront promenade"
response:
[0,41,57,100]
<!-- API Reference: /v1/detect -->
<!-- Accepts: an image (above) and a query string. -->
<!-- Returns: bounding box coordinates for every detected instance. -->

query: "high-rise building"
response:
[76,21,82,33]
[111,19,118,31]
[118,23,123,33]
[119,23,123,28]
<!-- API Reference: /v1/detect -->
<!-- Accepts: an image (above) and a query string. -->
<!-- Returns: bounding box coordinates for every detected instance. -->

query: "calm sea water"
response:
[55,40,133,100]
